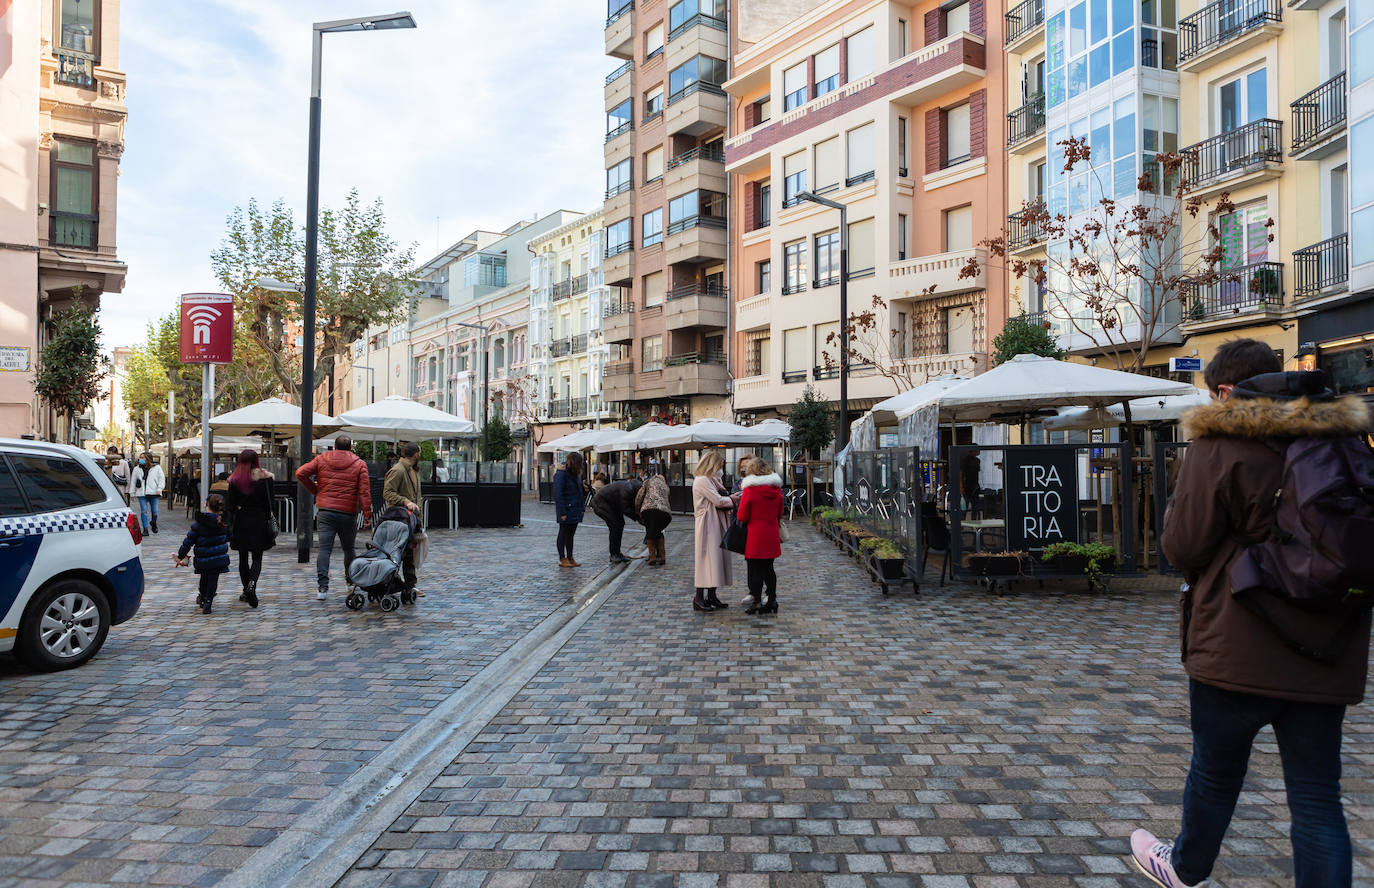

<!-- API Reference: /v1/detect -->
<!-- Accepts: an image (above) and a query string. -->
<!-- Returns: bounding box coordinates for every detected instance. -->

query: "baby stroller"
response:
[345,506,421,612]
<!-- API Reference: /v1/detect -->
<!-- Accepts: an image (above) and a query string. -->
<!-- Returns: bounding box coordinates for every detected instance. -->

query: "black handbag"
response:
[720,515,747,554]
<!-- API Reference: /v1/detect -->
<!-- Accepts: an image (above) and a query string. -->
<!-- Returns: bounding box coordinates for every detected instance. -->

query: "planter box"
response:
[964,554,1025,577]
[1049,554,1089,575]
[874,556,907,580]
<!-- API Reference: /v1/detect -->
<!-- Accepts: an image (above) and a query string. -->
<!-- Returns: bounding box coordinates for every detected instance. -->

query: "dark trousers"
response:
[1173,679,1350,887]
[316,509,357,592]
[746,557,776,602]
[557,521,578,559]
[605,516,625,557]
[402,546,417,591]
[238,550,263,590]
[198,572,220,601]
[641,510,670,543]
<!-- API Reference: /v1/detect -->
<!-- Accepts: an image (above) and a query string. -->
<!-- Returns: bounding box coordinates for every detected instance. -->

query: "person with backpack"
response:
[1130,338,1373,888]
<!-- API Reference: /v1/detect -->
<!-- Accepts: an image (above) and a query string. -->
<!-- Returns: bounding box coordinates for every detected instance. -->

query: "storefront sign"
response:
[1005,448,1079,553]
[178,293,234,363]
[1170,356,1203,372]
[0,346,31,372]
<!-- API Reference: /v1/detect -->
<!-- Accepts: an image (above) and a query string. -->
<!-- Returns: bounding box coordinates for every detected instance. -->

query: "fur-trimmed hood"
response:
[1183,395,1370,440]
[740,472,782,489]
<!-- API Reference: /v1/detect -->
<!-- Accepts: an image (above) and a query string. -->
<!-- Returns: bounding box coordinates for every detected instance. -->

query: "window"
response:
[51,139,96,249]
[669,0,725,36]
[815,322,840,372]
[0,458,25,516]
[944,205,974,251]
[847,27,875,79]
[897,117,909,176]
[645,85,664,120]
[782,327,808,381]
[945,0,971,35]
[642,334,664,371]
[55,0,99,86]
[897,214,909,260]
[606,158,632,198]
[463,252,507,287]
[1217,68,1267,133]
[605,219,632,256]
[848,218,875,276]
[814,230,840,287]
[943,102,971,166]
[758,181,771,227]
[784,62,808,110]
[669,55,726,101]
[783,240,808,293]
[754,96,772,124]
[944,305,975,353]
[668,189,725,231]
[646,22,665,58]
[783,151,807,206]
[745,331,770,376]
[814,45,841,97]
[757,259,771,294]
[642,208,663,246]
[11,454,104,513]
[846,123,875,185]
[895,311,909,359]
[607,99,632,138]
[644,271,665,307]
[814,137,841,192]
[1216,202,1270,269]
[644,146,664,182]
[897,18,909,57]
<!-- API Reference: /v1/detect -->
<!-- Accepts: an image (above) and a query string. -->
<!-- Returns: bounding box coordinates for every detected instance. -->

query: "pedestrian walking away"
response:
[224,449,275,609]
[636,466,672,566]
[591,475,642,564]
[128,452,165,534]
[296,434,373,601]
[176,494,231,615]
[1130,338,1374,888]
[107,447,130,505]
[691,450,736,611]
[737,457,784,615]
[553,451,585,568]
[383,442,424,597]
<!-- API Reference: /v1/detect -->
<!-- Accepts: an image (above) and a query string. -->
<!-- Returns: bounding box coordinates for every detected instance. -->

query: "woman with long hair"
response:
[553,451,586,567]
[691,450,736,611]
[224,449,275,608]
[737,457,784,615]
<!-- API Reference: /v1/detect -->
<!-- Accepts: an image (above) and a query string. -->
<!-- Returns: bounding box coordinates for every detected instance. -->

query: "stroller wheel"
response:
[379,594,399,612]
[401,589,416,606]
[345,592,364,611]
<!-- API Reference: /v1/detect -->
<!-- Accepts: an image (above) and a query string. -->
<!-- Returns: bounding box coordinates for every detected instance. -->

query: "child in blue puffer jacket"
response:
[177,494,231,614]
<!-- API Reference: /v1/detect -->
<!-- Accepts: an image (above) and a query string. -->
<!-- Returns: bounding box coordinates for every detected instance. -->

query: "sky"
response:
[107,0,608,348]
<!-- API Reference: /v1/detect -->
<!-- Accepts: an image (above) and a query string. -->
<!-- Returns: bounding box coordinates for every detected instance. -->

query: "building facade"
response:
[602,0,734,427]
[0,0,128,440]
[725,0,1008,420]
[527,209,620,443]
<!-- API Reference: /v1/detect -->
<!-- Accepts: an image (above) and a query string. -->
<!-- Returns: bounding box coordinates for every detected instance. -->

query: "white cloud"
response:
[106,0,607,349]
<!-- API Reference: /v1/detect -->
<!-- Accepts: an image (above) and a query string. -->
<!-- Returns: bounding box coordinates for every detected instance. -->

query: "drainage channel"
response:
[218,553,646,888]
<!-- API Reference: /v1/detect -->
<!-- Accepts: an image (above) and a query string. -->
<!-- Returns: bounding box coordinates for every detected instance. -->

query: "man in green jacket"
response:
[383,442,423,595]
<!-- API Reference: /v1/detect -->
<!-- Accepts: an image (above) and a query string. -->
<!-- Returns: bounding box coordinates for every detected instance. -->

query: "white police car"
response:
[0,438,144,670]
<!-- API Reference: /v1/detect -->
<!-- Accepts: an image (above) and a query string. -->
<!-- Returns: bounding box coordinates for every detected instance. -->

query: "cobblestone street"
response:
[1,504,1371,887]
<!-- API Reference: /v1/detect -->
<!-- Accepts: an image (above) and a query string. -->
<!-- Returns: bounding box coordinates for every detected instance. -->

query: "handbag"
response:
[721,515,748,554]
[265,477,280,540]
[778,520,791,543]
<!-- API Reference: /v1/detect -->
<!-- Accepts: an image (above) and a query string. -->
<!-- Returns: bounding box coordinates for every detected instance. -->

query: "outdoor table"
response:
[961,518,1006,551]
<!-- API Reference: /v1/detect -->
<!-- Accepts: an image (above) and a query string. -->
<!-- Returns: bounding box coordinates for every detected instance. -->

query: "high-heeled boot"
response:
[692,588,712,611]
[705,588,727,609]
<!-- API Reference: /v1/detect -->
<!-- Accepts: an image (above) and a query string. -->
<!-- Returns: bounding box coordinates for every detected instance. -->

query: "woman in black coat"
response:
[552,451,585,568]
[224,449,275,608]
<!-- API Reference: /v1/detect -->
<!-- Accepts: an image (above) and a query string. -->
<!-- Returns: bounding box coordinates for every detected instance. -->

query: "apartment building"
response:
[343,323,412,413]
[601,0,734,427]
[528,210,621,442]
[0,0,128,440]
[725,0,1007,420]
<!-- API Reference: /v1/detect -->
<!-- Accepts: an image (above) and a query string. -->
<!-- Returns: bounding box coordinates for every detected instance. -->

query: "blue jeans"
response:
[138,495,159,531]
[1173,679,1351,887]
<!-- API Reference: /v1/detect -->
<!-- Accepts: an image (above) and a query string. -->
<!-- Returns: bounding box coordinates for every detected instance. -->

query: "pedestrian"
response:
[591,475,643,564]
[636,466,672,567]
[691,450,736,611]
[383,441,423,597]
[731,454,756,495]
[129,452,165,534]
[553,452,585,568]
[1131,338,1373,888]
[296,433,373,602]
[175,493,231,615]
[107,446,130,504]
[224,449,275,609]
[737,457,784,615]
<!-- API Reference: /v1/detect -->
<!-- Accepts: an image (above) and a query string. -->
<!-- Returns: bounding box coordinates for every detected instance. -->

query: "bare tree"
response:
[494,375,548,451]
[818,294,927,394]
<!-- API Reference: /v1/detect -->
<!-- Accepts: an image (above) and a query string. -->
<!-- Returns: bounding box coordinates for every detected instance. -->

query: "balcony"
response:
[1007,206,1047,252]
[887,248,987,301]
[666,82,728,136]
[604,359,635,401]
[664,352,728,396]
[1182,261,1285,329]
[55,47,97,89]
[668,10,727,43]
[606,62,633,110]
[664,284,728,330]
[1007,95,1046,151]
[548,396,594,420]
[551,274,589,302]
[1290,72,1346,159]
[603,298,635,344]
[665,144,727,195]
[606,1,634,58]
[605,60,632,87]
[1005,0,1045,49]
[1179,0,1282,70]
[603,242,634,287]
[664,215,727,265]
[736,293,771,331]
[1293,233,1348,302]
[550,335,587,357]
[1181,119,1283,197]
[51,213,97,250]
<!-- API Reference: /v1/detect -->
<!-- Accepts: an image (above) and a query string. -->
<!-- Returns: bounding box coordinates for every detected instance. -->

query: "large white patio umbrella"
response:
[870,375,970,424]
[1044,387,1212,431]
[660,418,793,448]
[338,395,476,440]
[537,428,629,453]
[151,435,262,457]
[596,422,689,452]
[209,397,342,437]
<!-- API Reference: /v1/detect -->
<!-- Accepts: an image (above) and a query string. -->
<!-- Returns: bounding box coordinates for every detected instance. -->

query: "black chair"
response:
[920,502,950,586]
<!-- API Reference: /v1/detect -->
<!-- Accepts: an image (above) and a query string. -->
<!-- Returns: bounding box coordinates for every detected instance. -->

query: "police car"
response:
[0,438,144,670]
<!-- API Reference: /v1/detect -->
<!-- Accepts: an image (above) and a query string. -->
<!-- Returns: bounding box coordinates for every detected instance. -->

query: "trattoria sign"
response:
[1005,447,1079,553]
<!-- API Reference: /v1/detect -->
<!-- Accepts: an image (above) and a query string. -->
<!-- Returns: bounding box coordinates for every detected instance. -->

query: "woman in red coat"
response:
[736,458,784,615]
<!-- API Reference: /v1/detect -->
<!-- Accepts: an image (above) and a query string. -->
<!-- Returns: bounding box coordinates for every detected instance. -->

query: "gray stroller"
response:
[345,507,421,612]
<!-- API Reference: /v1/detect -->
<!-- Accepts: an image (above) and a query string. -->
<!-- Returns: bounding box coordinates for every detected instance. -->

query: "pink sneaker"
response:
[1130,829,1195,887]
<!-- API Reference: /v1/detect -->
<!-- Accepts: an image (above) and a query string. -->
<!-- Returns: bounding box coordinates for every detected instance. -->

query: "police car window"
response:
[0,458,27,517]
[10,454,105,513]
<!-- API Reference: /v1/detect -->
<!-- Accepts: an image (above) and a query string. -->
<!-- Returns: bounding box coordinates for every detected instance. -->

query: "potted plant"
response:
[1041,541,1089,575]
[869,539,907,580]
[964,550,1027,576]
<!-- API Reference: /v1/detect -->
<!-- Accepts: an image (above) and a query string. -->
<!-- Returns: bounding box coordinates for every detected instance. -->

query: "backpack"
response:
[1229,435,1374,662]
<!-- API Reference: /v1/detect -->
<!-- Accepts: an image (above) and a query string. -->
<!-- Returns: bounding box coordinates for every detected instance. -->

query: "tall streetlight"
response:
[299,11,416,562]
[795,191,850,450]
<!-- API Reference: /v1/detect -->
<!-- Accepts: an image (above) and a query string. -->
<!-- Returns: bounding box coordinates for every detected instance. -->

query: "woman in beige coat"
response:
[691,451,736,611]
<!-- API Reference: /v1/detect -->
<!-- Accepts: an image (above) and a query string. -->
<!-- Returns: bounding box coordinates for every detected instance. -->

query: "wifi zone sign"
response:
[179,293,234,363]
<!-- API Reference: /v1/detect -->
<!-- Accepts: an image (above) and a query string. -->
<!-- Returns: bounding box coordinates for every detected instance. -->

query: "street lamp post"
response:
[357,364,376,404]
[795,191,850,451]
[298,11,416,563]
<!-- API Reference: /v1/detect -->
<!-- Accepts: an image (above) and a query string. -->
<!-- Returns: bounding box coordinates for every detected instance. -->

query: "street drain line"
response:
[217,549,649,888]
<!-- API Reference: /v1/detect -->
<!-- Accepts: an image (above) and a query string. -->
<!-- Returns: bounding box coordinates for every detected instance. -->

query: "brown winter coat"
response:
[636,474,671,516]
[1162,394,1373,705]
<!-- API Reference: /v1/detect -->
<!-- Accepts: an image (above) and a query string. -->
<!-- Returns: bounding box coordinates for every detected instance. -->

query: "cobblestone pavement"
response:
[341,520,1374,888]
[0,503,612,887]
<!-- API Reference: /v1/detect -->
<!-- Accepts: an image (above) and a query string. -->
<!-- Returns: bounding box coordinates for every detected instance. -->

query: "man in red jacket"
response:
[296,435,373,601]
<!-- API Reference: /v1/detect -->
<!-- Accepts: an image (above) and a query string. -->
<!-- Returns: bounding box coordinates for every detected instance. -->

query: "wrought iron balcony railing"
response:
[666,144,725,169]
[1179,0,1281,63]
[1182,261,1284,321]
[1005,0,1045,44]
[1293,233,1348,300]
[1007,94,1046,148]
[1291,71,1346,154]
[1180,118,1282,190]
[1007,205,1047,250]
[666,283,728,301]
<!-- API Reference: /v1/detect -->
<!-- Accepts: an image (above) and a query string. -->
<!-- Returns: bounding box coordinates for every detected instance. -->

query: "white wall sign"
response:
[0,346,31,372]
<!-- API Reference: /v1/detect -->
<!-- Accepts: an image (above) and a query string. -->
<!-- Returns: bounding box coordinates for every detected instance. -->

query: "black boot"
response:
[693,588,712,612]
[243,579,258,609]
[758,592,778,614]
[744,595,763,615]
[705,588,727,609]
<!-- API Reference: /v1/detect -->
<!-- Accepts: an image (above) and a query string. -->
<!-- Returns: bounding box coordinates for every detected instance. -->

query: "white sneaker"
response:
[316,590,327,601]
[1130,829,1196,887]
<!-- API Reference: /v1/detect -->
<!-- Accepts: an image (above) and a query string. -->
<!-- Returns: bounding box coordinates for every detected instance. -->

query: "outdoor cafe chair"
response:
[920,503,951,587]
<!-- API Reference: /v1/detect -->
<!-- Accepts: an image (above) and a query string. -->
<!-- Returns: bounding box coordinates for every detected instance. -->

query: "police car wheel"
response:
[18,580,111,671]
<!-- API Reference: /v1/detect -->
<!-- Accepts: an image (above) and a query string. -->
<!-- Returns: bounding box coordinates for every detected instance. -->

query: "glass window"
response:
[669,55,726,99]
[1114,96,1135,158]
[814,230,840,285]
[645,85,664,118]
[1048,11,1066,67]
[607,159,632,195]
[758,181,771,226]
[642,272,666,309]
[463,252,507,287]
[847,27,875,79]
[1114,0,1133,31]
[642,208,663,246]
[1354,118,1374,208]
[814,137,841,191]
[944,205,974,251]
[814,44,841,96]
[898,18,908,56]
[848,217,875,272]
[1091,0,1109,41]
[647,23,665,56]
[1048,69,1065,107]
[846,123,875,182]
[898,116,908,172]
[783,327,808,374]
[1089,43,1110,85]
[607,100,631,135]
[0,458,29,516]
[758,260,771,294]
[642,334,663,370]
[756,96,772,123]
[1069,172,1089,214]
[51,139,96,249]
[946,0,971,35]
[1068,57,1087,97]
[814,322,840,368]
[1112,29,1133,74]
[783,151,807,204]
[59,0,98,53]
[11,454,104,513]
[897,213,909,260]
[1070,2,1087,55]
[1354,208,1374,265]
[783,240,808,292]
[1356,0,1374,28]
[1114,156,1136,198]
[784,62,808,110]
[644,147,664,182]
[606,219,632,254]
[944,103,971,163]
[1091,108,1111,165]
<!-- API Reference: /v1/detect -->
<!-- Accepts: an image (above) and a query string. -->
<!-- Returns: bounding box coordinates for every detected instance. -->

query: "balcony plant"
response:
[1251,266,1280,308]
